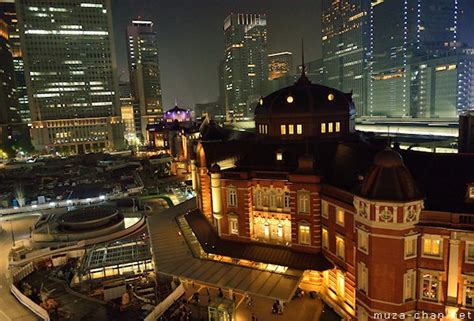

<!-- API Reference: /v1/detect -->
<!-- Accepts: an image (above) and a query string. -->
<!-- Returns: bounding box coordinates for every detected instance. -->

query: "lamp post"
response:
[8,220,15,246]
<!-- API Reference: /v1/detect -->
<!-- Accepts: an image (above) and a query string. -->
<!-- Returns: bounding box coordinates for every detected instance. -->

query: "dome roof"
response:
[373,148,404,167]
[359,148,422,201]
[255,75,354,116]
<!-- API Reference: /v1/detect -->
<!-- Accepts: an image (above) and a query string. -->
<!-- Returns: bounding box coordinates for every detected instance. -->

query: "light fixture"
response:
[328,93,335,101]
[286,95,294,103]
[259,98,264,105]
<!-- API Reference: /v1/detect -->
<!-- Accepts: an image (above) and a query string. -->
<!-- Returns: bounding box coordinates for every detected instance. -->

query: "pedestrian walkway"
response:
[181,281,324,321]
[0,217,38,321]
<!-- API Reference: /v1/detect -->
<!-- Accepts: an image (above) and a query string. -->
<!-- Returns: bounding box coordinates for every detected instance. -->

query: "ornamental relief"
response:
[353,199,370,219]
[376,205,395,223]
[404,204,421,223]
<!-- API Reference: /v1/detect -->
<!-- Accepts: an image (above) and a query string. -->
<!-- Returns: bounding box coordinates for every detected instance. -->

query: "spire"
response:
[174,98,178,106]
[296,38,310,86]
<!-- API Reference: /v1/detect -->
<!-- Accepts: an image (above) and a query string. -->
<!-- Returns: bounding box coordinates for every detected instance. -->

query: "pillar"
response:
[210,164,223,236]
[191,159,197,191]
[447,234,460,303]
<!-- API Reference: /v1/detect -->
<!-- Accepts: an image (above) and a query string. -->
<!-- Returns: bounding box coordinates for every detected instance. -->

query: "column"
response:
[210,164,223,235]
[190,159,197,191]
[446,235,460,304]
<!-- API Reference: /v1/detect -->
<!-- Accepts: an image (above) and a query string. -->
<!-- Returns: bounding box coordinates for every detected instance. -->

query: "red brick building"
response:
[188,72,474,321]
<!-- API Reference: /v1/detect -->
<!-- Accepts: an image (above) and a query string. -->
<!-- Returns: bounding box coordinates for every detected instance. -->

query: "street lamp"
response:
[8,220,15,246]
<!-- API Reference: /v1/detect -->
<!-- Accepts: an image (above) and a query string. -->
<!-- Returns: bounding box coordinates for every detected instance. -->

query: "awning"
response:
[147,199,303,301]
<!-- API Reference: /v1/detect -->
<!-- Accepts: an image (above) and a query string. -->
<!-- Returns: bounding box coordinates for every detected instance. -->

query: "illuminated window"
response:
[297,191,310,214]
[335,122,341,132]
[299,223,310,245]
[280,124,286,135]
[264,221,270,238]
[288,124,294,134]
[228,188,237,207]
[229,216,239,235]
[421,273,439,301]
[422,236,442,257]
[336,207,344,226]
[277,224,283,238]
[284,192,290,208]
[322,227,329,249]
[296,124,303,134]
[337,271,345,296]
[321,200,329,218]
[321,123,326,133]
[357,262,368,293]
[328,122,333,133]
[465,279,474,307]
[357,229,369,254]
[466,243,474,263]
[469,186,474,199]
[276,152,283,161]
[336,235,345,259]
[404,235,418,259]
[255,190,262,207]
[403,270,416,301]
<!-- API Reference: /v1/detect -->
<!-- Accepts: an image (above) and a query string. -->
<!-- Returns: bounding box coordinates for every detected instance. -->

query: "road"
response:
[0,213,41,321]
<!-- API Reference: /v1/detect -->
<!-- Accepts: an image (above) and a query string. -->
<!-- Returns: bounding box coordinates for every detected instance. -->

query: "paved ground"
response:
[181,281,324,321]
[0,214,41,321]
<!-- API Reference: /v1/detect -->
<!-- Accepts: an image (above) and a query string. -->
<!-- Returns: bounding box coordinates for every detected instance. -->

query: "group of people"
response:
[272,300,284,315]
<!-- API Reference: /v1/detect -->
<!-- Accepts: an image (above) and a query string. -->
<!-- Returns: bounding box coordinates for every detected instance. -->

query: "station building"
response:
[151,70,474,321]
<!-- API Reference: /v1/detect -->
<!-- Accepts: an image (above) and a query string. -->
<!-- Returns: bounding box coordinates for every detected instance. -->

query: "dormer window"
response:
[469,185,474,199]
[276,152,283,161]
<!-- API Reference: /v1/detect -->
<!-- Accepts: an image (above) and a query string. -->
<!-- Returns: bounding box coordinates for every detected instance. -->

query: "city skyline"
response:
[112,0,321,109]
[112,0,474,110]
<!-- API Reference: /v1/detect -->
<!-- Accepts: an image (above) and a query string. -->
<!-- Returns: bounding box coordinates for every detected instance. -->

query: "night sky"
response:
[112,0,474,110]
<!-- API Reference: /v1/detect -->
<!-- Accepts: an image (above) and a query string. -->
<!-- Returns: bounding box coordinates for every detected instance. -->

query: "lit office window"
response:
[328,122,333,133]
[280,124,286,135]
[297,124,303,134]
[335,122,341,132]
[321,123,326,133]
[288,124,294,135]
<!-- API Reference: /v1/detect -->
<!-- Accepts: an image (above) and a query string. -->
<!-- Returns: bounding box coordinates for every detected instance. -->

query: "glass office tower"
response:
[367,0,459,118]
[224,13,268,120]
[322,0,368,117]
[16,0,123,153]
[126,19,162,142]
[0,1,29,123]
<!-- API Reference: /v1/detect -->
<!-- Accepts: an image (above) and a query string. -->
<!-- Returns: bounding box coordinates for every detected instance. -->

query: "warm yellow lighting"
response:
[276,152,283,161]
[259,98,263,105]
[286,95,294,103]
[328,93,335,101]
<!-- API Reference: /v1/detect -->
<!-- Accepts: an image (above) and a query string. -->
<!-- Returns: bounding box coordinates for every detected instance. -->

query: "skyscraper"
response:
[322,0,367,117]
[367,0,459,117]
[268,51,292,81]
[16,0,124,154]
[0,15,19,125]
[0,1,29,123]
[224,13,268,120]
[126,19,163,142]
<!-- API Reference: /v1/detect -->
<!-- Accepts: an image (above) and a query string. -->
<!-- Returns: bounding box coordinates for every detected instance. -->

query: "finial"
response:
[301,38,306,76]
[174,98,178,106]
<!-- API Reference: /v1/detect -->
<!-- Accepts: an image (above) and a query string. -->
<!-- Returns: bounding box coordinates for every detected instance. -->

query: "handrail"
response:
[144,283,185,321]
[10,284,50,321]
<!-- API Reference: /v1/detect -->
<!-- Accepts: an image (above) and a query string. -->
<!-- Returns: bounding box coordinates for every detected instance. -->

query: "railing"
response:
[11,262,34,284]
[144,283,185,321]
[10,284,50,321]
